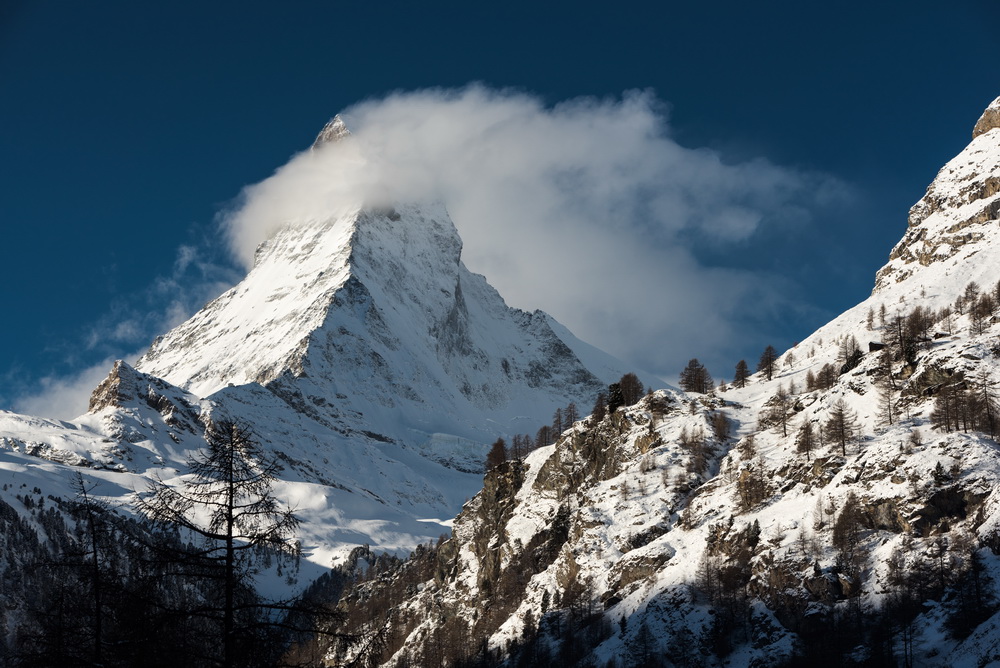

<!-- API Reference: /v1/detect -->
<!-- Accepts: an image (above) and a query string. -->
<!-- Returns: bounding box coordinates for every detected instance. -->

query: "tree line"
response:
[486,372,647,471]
[2,420,344,668]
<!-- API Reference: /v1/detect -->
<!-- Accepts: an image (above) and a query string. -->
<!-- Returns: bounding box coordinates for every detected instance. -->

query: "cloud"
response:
[221,85,850,379]
[13,356,126,420]
[11,244,240,420]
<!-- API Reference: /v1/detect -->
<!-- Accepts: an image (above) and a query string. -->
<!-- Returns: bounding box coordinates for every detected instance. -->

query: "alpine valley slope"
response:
[319,98,1000,667]
[0,117,641,574]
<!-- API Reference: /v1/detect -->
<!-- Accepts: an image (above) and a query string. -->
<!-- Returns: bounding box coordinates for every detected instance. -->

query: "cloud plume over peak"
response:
[224,85,848,378]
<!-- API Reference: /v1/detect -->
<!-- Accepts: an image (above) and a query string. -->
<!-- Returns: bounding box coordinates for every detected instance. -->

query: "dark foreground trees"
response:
[138,420,302,668]
[11,421,345,667]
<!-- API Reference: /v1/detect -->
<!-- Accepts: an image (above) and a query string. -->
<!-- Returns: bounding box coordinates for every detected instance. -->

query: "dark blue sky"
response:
[2,1,998,415]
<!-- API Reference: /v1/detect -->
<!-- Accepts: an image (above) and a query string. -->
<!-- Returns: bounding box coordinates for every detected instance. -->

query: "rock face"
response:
[312,114,352,147]
[875,96,1000,292]
[973,97,1000,139]
[317,97,1000,668]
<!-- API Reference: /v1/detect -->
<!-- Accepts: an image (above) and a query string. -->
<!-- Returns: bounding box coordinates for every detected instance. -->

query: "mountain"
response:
[315,97,1000,667]
[135,199,625,450]
[0,119,642,578]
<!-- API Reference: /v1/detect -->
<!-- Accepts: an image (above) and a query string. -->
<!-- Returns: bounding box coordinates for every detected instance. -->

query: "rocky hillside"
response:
[312,99,1000,667]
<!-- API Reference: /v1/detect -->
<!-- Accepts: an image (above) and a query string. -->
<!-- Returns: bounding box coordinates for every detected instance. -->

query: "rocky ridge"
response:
[317,99,1000,667]
[875,96,1000,292]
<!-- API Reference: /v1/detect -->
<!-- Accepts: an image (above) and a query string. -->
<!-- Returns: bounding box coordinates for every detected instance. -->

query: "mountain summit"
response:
[134,198,630,449]
[875,95,1000,293]
[1,116,642,569]
[312,114,351,147]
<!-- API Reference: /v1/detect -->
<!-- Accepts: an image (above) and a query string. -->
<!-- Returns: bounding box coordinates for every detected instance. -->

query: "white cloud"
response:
[223,86,847,379]
[13,355,130,420]
[12,244,241,420]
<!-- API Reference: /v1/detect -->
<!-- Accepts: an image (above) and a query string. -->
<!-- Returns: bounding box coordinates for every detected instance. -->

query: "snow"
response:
[0,198,641,579]
[350,105,1000,666]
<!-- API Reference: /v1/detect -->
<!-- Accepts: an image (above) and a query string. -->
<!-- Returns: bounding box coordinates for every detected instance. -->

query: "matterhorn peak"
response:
[312,114,351,148]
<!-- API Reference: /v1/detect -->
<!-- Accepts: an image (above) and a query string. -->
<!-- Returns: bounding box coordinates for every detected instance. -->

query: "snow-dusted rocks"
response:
[973,96,1000,139]
[312,114,352,147]
[319,97,1000,667]
[0,122,638,571]
[876,95,1000,292]
[136,199,627,450]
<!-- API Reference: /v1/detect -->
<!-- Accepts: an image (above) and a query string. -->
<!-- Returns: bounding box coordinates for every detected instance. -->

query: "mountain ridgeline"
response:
[0,119,642,662]
[295,99,1000,667]
[4,98,1000,666]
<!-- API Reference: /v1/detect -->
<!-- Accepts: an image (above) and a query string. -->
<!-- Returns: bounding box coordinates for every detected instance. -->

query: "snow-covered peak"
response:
[873,96,1000,295]
[133,197,633,446]
[312,114,352,148]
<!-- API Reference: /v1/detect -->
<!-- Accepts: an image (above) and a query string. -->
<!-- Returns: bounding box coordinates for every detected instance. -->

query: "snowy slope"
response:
[0,118,647,573]
[322,97,1000,667]
[136,198,631,447]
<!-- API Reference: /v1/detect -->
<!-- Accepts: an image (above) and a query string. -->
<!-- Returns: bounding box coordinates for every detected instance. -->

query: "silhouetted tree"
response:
[619,373,643,406]
[679,359,713,394]
[535,424,554,448]
[137,420,299,668]
[607,383,625,414]
[591,392,607,423]
[564,402,579,427]
[734,360,750,388]
[552,408,564,437]
[757,346,779,381]
[486,438,508,471]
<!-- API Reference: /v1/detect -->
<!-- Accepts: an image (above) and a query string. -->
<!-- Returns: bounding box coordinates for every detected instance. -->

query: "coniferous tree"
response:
[734,360,750,388]
[764,386,794,438]
[591,392,607,424]
[757,346,779,381]
[877,376,897,428]
[824,399,859,457]
[564,402,579,427]
[805,369,817,391]
[972,294,995,335]
[619,372,644,406]
[137,420,300,668]
[977,369,999,440]
[607,383,625,414]
[486,438,508,471]
[552,408,564,437]
[679,359,713,394]
[535,424,554,448]
[795,418,816,460]
[816,363,838,391]
[711,412,731,443]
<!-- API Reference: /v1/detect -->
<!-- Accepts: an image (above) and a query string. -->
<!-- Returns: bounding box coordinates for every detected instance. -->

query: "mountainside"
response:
[0,119,641,582]
[314,98,1000,668]
[136,199,625,448]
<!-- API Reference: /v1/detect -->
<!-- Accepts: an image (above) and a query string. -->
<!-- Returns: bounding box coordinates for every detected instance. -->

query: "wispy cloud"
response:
[10,243,239,420]
[224,85,850,379]
[13,354,134,420]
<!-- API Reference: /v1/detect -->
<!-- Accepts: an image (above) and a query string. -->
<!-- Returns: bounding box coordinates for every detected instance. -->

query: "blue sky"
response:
[1,1,998,417]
